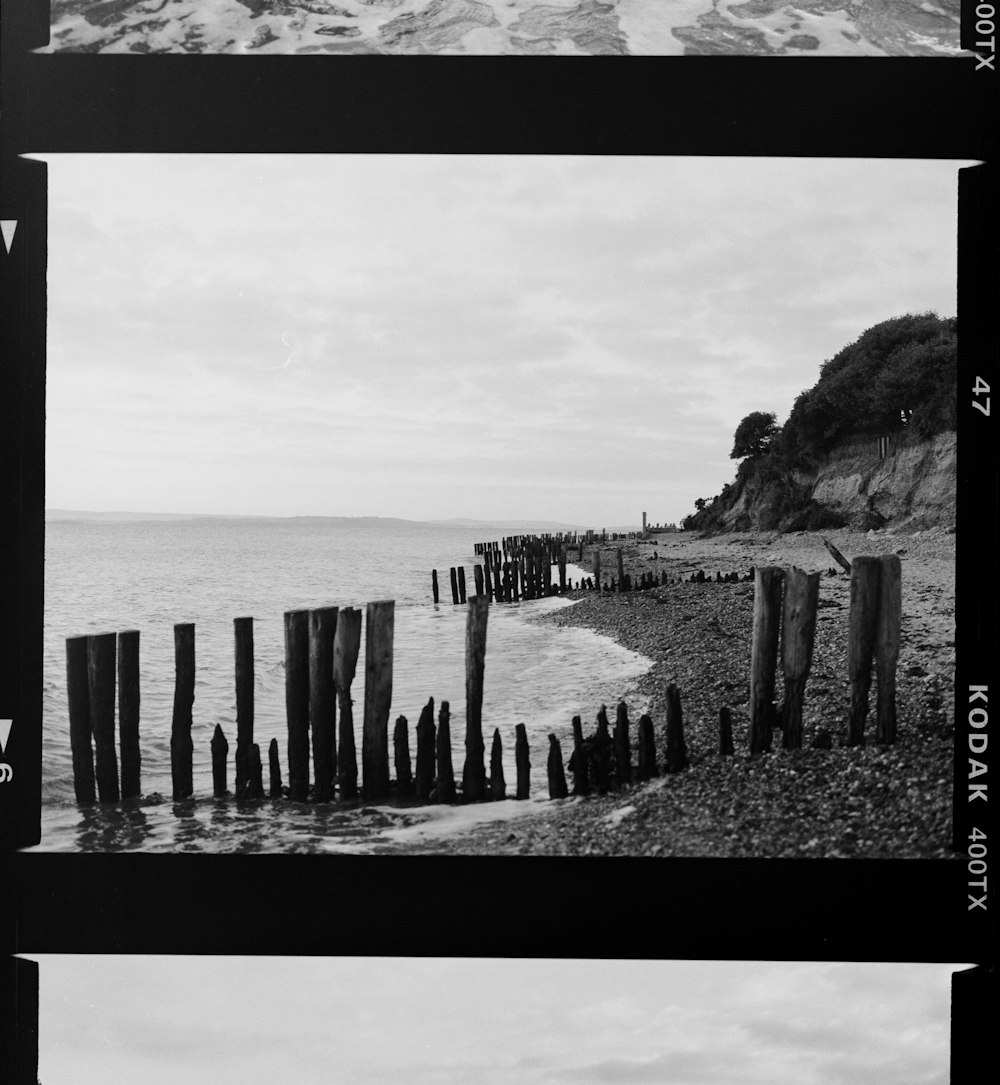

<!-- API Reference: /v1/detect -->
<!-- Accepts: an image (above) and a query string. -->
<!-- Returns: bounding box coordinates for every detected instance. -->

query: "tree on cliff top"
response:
[730,411,779,459]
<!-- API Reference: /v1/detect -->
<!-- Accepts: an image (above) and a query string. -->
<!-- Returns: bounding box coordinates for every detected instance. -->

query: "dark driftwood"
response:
[362,600,395,801]
[462,595,489,802]
[333,606,362,800]
[515,723,530,799]
[876,554,902,745]
[211,724,229,797]
[570,714,590,795]
[489,729,506,800]
[822,536,852,574]
[309,606,338,802]
[394,715,413,798]
[88,632,119,802]
[284,609,310,802]
[847,557,881,746]
[268,737,282,799]
[637,713,657,780]
[749,567,783,755]
[436,700,456,804]
[117,629,141,799]
[613,702,632,786]
[66,635,96,802]
[781,566,820,749]
[719,706,734,757]
[171,623,195,801]
[547,734,568,799]
[234,616,254,798]
[664,684,689,773]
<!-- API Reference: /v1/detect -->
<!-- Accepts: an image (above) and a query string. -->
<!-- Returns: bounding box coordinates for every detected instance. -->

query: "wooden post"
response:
[284,609,310,802]
[457,566,467,604]
[414,699,436,801]
[431,569,439,605]
[749,567,783,755]
[334,606,362,800]
[462,595,489,801]
[88,632,119,802]
[247,742,264,799]
[637,713,657,779]
[593,551,601,593]
[570,714,590,795]
[613,701,632,786]
[876,554,902,745]
[719,706,734,757]
[847,556,881,746]
[515,723,530,799]
[66,635,96,802]
[362,600,394,801]
[592,706,613,794]
[489,728,506,800]
[474,564,485,597]
[436,700,456,804]
[211,724,228,797]
[234,616,254,799]
[309,606,338,802]
[268,737,283,798]
[171,623,194,801]
[483,560,493,601]
[449,567,459,605]
[664,684,689,773]
[781,566,820,749]
[393,715,413,798]
[558,546,567,593]
[117,629,141,800]
[547,734,568,798]
[616,548,624,593]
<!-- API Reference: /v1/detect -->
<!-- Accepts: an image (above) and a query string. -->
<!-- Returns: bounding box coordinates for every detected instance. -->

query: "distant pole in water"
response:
[414,698,435,802]
[234,616,254,798]
[171,623,195,801]
[284,609,310,802]
[515,723,530,799]
[781,567,820,750]
[334,606,362,801]
[362,600,394,801]
[436,700,456,804]
[749,567,783,756]
[431,569,440,605]
[309,606,338,802]
[875,554,902,745]
[118,629,141,799]
[489,729,506,800]
[462,595,489,801]
[66,635,96,802]
[88,632,119,802]
[211,724,229,798]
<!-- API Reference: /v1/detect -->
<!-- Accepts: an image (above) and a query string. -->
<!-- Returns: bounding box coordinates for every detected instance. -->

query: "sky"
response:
[38,155,968,526]
[29,956,961,1085]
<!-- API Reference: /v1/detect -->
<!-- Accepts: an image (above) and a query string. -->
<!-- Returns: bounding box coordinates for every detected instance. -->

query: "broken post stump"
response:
[489,729,506,800]
[393,715,413,798]
[247,742,264,799]
[664,684,689,773]
[547,733,568,798]
[362,600,394,801]
[613,701,632,786]
[462,595,489,802]
[88,631,119,802]
[334,606,362,800]
[457,566,467,604]
[268,737,282,798]
[211,724,229,797]
[171,623,195,801]
[847,557,882,746]
[474,564,484,597]
[781,566,820,749]
[414,698,436,802]
[876,554,902,745]
[570,714,590,796]
[284,609,310,802]
[749,567,783,755]
[431,569,439,604]
[435,700,456,804]
[449,567,459,606]
[637,713,657,780]
[309,606,338,802]
[515,723,530,799]
[117,629,141,800]
[591,706,614,794]
[66,634,96,802]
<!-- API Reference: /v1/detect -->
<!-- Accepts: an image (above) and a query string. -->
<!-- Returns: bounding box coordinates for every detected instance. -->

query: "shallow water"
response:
[38,516,652,851]
[45,0,968,56]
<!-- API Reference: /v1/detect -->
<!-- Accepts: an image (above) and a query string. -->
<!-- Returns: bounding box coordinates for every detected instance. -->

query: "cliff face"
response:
[721,431,956,532]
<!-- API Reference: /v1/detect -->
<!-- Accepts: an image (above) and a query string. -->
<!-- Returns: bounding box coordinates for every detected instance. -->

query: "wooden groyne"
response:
[64,554,903,814]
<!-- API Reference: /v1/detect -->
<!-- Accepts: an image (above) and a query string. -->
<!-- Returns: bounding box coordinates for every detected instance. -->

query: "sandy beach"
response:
[397,527,956,858]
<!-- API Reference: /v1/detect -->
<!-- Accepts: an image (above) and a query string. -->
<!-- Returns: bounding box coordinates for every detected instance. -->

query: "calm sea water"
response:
[39,516,652,852]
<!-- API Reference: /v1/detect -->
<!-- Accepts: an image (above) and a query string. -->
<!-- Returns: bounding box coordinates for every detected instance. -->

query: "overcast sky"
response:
[31,957,958,1085]
[39,155,966,525]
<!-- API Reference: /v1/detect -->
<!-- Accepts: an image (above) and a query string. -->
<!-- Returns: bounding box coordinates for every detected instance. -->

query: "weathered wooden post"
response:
[592,706,614,793]
[570,714,590,795]
[334,606,362,800]
[664,684,689,773]
[234,616,254,798]
[309,605,338,802]
[558,545,567,593]
[436,700,456,803]
[268,738,283,798]
[547,734,568,798]
[362,600,394,801]
[483,560,493,601]
[414,698,435,801]
[211,724,228,797]
[431,569,440,604]
[515,723,530,799]
[462,594,489,801]
[457,566,467,604]
[749,567,783,755]
[247,742,264,799]
[489,729,506,800]
[719,706,734,757]
[284,609,310,802]
[171,623,195,801]
[876,554,902,745]
[593,551,602,593]
[637,713,657,779]
[781,567,820,749]
[847,557,882,746]
[613,701,632,786]
[88,632,119,802]
[616,548,625,593]
[449,567,459,606]
[393,716,413,798]
[67,635,96,802]
[474,564,485,597]
[117,629,141,799]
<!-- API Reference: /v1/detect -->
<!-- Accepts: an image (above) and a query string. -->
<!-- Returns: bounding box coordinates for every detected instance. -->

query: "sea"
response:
[38,515,653,852]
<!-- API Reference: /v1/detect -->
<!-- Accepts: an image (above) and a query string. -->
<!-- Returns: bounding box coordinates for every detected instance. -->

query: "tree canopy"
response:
[730,411,779,459]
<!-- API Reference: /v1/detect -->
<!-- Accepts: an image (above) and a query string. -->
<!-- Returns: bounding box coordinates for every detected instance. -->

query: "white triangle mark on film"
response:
[0,719,11,755]
[1,220,17,254]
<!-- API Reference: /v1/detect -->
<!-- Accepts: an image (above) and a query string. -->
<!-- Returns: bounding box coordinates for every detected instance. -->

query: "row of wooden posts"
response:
[472,529,640,559]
